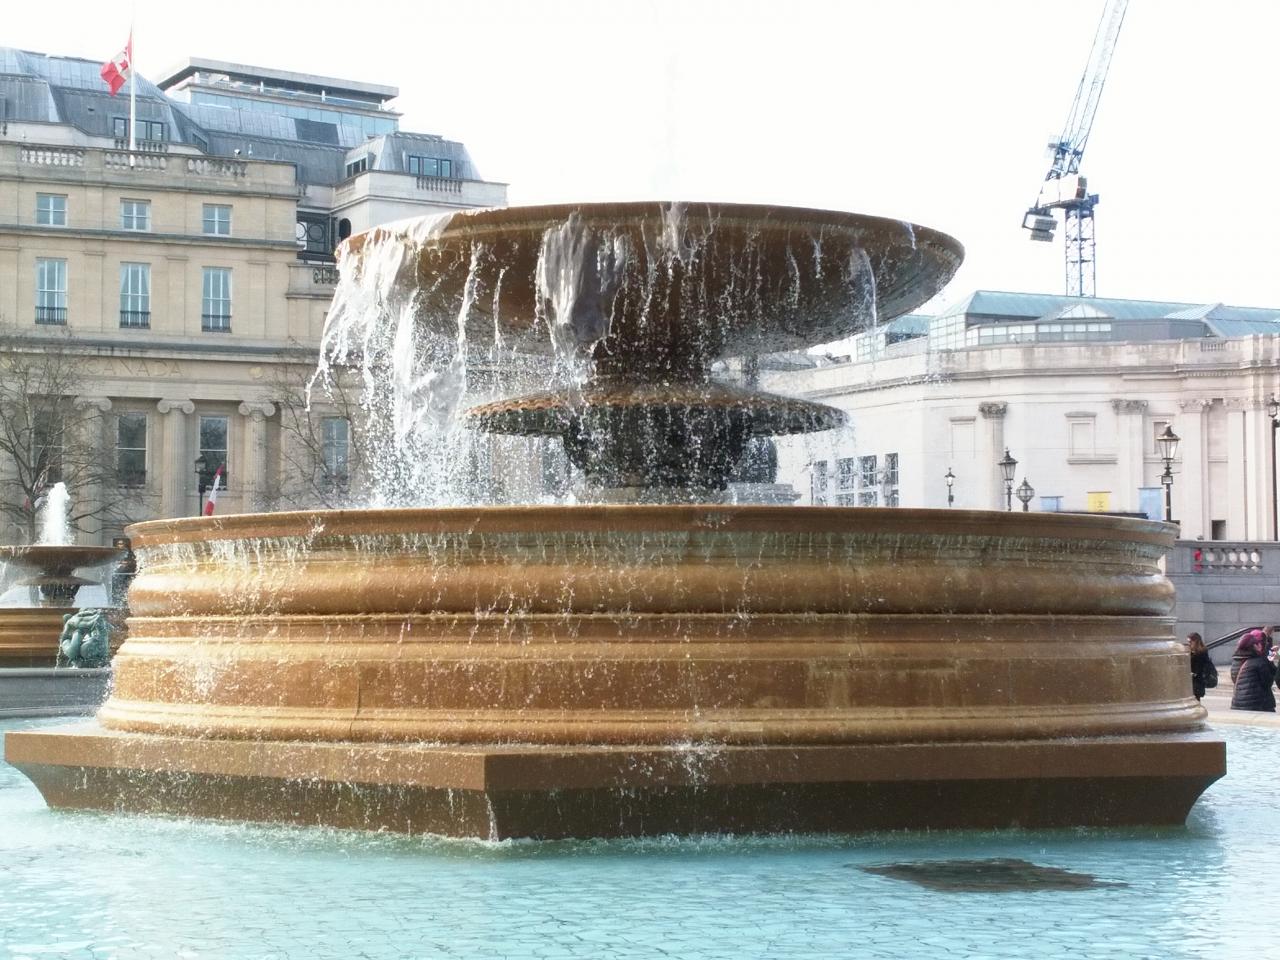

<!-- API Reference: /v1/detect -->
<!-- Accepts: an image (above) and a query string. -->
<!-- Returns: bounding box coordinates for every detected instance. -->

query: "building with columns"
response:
[0,49,507,542]
[767,290,1280,543]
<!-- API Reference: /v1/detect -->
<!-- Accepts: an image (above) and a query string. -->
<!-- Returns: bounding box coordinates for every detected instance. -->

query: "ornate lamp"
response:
[944,467,956,508]
[998,449,1018,511]
[1156,425,1180,523]
[1016,478,1035,512]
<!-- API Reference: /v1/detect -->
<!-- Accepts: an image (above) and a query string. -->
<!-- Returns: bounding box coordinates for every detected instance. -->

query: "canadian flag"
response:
[203,465,224,516]
[100,33,132,96]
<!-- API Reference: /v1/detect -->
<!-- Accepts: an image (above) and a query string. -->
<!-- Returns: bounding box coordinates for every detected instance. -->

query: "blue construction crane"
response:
[1022,0,1129,297]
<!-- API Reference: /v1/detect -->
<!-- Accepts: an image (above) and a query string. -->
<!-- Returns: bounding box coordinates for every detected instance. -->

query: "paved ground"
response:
[1200,680,1280,728]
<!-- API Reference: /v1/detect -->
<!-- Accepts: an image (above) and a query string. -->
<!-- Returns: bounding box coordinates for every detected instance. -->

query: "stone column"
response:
[156,398,194,519]
[979,402,1007,511]
[1224,398,1249,539]
[1111,399,1147,512]
[72,396,113,544]
[1245,400,1273,541]
[238,401,276,512]
[1176,399,1211,539]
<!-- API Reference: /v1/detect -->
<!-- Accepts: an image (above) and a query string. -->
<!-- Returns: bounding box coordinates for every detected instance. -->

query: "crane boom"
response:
[1022,0,1129,297]
[1049,0,1129,179]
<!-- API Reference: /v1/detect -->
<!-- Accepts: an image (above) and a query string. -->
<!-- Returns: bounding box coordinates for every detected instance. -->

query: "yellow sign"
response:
[1086,491,1111,512]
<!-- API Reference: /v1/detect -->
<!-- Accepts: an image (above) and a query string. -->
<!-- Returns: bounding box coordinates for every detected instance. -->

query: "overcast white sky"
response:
[7,0,1278,311]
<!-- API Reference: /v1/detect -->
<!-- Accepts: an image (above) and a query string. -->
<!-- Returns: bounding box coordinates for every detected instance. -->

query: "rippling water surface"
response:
[1,720,1271,959]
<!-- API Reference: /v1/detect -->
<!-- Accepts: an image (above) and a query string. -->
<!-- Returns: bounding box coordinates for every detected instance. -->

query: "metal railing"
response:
[34,306,67,325]
[201,314,231,332]
[119,310,151,329]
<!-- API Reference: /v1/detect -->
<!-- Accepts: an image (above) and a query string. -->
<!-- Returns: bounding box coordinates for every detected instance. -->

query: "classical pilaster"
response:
[979,402,1007,510]
[1223,397,1249,538]
[1245,400,1273,540]
[238,401,276,512]
[1111,399,1148,512]
[1175,398,1212,538]
[72,396,113,543]
[156,398,194,519]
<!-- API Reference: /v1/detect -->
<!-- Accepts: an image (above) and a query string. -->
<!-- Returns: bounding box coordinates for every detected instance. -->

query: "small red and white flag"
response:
[100,33,132,97]
[203,465,224,516]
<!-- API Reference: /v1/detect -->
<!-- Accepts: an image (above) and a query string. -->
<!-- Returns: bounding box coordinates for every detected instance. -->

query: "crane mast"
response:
[1022,0,1129,297]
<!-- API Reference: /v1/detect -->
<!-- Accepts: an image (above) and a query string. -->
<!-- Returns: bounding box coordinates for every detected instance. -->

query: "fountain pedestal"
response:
[5,506,1225,837]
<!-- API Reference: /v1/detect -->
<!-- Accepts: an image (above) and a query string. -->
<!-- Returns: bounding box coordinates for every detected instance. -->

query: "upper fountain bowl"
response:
[335,202,963,364]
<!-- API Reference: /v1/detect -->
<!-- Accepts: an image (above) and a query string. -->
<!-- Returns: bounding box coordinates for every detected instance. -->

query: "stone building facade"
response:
[767,291,1280,543]
[0,51,507,541]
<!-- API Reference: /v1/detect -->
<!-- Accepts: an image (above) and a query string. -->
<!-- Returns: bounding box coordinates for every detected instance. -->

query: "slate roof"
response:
[0,47,481,186]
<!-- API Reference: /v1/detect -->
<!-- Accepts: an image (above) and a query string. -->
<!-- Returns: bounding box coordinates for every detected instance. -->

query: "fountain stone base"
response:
[4,505,1226,837]
[7,726,1222,838]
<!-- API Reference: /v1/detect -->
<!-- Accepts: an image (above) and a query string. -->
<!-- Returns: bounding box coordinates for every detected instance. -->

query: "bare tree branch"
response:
[0,325,155,543]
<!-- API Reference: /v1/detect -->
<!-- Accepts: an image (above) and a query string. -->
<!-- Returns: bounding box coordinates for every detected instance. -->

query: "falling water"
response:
[311,204,893,509]
[38,482,71,546]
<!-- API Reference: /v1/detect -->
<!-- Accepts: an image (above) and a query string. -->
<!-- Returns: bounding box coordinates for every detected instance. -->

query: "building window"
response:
[344,156,369,178]
[321,417,350,489]
[857,490,878,507]
[120,199,150,231]
[35,258,67,325]
[1068,416,1097,458]
[811,460,830,505]
[295,214,331,258]
[119,263,151,328]
[36,193,67,227]
[859,455,878,491]
[837,457,857,492]
[199,416,229,486]
[114,117,167,141]
[33,410,63,486]
[116,413,147,487]
[202,204,232,236]
[884,452,899,506]
[201,267,232,331]
[407,155,455,178]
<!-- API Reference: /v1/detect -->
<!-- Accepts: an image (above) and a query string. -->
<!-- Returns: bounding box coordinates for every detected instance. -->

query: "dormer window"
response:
[408,155,454,178]
[345,156,369,178]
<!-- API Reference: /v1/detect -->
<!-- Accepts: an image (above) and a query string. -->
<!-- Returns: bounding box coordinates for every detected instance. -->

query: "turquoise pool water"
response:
[1,720,1270,960]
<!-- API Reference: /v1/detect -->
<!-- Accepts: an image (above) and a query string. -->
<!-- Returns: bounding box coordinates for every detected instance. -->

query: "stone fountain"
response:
[0,545,124,666]
[5,202,1225,837]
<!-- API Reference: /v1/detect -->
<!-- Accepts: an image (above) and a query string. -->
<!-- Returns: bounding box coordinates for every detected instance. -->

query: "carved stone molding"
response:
[978,402,1007,419]
[156,398,195,415]
[74,396,112,412]
[1110,399,1148,414]
[1176,398,1214,412]
[1222,397,1250,412]
[238,401,277,421]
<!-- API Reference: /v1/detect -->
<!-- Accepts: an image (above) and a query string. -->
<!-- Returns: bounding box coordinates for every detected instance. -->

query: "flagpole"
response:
[128,27,136,166]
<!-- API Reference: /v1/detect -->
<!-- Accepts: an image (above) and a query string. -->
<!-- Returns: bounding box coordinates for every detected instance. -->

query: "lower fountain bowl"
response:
[4,505,1225,837]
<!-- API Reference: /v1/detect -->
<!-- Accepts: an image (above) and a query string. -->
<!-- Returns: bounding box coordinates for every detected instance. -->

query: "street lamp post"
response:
[998,449,1018,511]
[1269,396,1280,539]
[194,453,208,517]
[1015,478,1035,512]
[1156,425,1181,524]
[944,467,955,508]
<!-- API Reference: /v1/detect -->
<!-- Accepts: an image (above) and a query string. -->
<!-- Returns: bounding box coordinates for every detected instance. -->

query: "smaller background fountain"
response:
[0,483,124,716]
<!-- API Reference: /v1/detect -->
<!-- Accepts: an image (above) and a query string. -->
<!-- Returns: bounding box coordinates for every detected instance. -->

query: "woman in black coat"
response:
[1230,631,1277,712]
[1187,633,1216,700]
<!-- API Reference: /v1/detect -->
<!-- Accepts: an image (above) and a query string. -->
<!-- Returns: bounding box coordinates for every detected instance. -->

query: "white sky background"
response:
[6,0,1278,311]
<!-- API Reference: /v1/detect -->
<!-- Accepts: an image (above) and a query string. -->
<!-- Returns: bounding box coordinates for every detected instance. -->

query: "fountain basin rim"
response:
[124,505,1176,550]
[338,199,965,263]
[0,544,124,573]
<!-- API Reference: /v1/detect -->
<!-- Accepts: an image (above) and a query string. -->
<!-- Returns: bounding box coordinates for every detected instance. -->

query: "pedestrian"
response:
[1187,632,1216,700]
[1230,630,1277,713]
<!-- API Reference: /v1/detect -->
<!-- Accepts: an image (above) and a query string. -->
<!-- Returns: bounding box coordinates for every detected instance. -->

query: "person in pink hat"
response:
[1230,630,1277,712]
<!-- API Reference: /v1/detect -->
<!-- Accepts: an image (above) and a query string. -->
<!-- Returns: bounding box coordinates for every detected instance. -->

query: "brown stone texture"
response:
[4,505,1226,837]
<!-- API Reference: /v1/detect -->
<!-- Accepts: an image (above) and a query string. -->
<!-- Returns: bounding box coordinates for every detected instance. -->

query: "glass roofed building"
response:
[768,288,1280,543]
